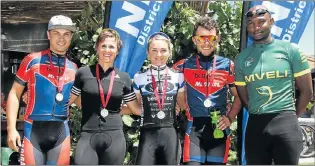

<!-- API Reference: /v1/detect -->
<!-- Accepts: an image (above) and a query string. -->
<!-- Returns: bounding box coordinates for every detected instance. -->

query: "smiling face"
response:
[147,37,171,66]
[246,6,274,43]
[47,29,73,54]
[97,37,119,64]
[192,27,219,57]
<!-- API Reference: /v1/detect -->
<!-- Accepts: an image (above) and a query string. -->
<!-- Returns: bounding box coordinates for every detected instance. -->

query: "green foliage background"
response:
[68,1,243,165]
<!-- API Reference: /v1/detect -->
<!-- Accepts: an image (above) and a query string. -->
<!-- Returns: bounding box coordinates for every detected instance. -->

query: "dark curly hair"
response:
[193,16,220,36]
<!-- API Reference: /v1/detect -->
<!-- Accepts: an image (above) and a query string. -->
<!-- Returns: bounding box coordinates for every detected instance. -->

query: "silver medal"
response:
[203,98,211,108]
[55,93,64,102]
[157,111,165,119]
[100,108,109,118]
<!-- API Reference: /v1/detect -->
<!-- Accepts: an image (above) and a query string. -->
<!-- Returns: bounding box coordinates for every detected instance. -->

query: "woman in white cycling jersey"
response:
[132,32,186,165]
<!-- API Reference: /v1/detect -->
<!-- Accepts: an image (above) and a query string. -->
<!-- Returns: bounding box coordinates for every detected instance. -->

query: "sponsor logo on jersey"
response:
[144,82,174,92]
[184,69,228,96]
[245,70,289,83]
[244,57,254,67]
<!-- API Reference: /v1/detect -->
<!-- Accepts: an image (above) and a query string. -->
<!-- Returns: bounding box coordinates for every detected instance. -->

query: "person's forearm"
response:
[227,96,242,121]
[296,90,313,117]
[6,92,20,131]
[177,91,187,110]
[120,105,133,115]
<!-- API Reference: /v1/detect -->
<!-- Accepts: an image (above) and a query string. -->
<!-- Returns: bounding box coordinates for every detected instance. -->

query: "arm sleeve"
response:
[123,73,136,103]
[234,56,246,86]
[290,43,311,77]
[71,68,82,96]
[15,54,33,86]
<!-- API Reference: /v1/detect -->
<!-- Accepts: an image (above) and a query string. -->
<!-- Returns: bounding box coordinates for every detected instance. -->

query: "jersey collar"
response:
[151,64,167,71]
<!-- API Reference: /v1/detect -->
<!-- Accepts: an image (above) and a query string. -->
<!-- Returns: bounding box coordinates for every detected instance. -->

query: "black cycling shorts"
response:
[136,127,180,165]
[21,120,70,165]
[183,117,230,164]
[74,130,126,165]
[245,111,303,165]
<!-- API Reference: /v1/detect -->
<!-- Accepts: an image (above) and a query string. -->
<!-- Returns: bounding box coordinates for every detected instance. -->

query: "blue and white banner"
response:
[241,1,315,165]
[109,1,173,78]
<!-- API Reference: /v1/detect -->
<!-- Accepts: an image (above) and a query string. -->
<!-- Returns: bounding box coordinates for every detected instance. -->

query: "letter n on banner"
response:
[239,1,314,165]
[109,1,173,78]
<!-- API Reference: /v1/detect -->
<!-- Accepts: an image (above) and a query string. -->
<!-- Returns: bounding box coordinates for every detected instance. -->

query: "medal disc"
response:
[157,111,165,119]
[56,93,64,102]
[203,99,211,108]
[100,108,109,118]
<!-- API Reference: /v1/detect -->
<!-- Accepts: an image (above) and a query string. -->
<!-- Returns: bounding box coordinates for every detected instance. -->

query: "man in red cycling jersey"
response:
[6,15,78,165]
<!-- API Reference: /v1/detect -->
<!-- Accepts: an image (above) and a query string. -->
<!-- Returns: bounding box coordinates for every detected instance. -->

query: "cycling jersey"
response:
[234,39,311,114]
[173,54,235,117]
[15,49,76,165]
[173,54,234,164]
[15,49,77,121]
[71,64,136,131]
[133,65,185,128]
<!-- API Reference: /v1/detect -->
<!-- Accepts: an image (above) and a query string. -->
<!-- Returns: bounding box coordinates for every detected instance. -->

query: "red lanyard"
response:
[96,64,115,109]
[48,51,67,93]
[150,67,168,111]
[195,55,217,98]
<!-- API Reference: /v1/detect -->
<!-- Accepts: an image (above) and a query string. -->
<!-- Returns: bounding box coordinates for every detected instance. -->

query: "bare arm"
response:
[120,93,142,116]
[6,82,25,151]
[295,73,313,117]
[125,100,142,116]
[177,91,187,110]
[235,85,249,110]
[218,86,242,130]
[69,93,81,108]
[227,86,242,121]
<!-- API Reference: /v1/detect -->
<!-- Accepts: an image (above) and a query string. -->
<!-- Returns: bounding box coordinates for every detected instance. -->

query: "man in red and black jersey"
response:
[6,15,78,165]
[173,16,242,165]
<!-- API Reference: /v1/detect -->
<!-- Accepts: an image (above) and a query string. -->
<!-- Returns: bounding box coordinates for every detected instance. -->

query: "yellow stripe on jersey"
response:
[235,81,246,86]
[294,68,311,77]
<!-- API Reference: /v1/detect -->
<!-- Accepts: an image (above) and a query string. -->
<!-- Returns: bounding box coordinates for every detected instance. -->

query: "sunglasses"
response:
[148,32,171,41]
[245,9,270,18]
[194,35,218,43]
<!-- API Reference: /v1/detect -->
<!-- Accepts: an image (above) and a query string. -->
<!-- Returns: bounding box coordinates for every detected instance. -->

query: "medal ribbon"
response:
[96,64,115,109]
[195,55,217,98]
[48,51,67,93]
[150,67,168,111]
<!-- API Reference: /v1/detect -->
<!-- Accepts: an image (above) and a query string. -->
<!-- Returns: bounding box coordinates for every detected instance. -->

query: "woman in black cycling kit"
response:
[69,29,141,165]
[132,32,187,165]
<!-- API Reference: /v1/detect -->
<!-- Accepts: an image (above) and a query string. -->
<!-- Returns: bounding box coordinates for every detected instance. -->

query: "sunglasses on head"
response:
[246,8,270,18]
[194,35,217,43]
[148,32,171,41]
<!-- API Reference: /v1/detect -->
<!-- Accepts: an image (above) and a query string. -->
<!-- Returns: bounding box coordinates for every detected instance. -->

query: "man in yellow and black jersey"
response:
[234,5,313,165]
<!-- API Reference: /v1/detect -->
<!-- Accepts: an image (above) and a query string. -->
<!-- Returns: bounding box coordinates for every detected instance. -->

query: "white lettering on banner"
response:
[137,1,163,45]
[262,1,307,42]
[282,1,306,42]
[115,1,149,38]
